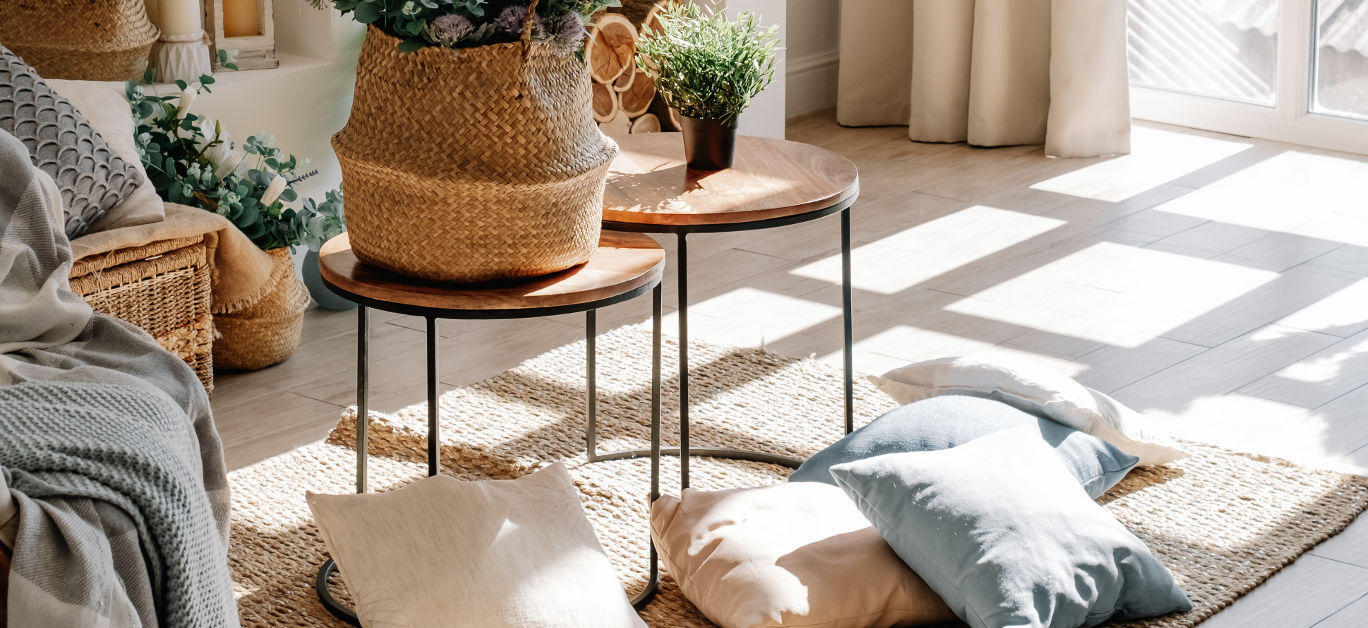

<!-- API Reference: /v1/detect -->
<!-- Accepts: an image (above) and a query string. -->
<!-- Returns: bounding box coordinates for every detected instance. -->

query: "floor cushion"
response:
[831,428,1192,628]
[869,354,1185,465]
[307,464,645,628]
[651,482,955,628]
[790,395,1139,499]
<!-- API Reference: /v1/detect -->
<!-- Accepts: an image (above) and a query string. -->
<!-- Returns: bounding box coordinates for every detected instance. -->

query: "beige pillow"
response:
[307,463,645,628]
[46,79,165,234]
[651,483,955,628]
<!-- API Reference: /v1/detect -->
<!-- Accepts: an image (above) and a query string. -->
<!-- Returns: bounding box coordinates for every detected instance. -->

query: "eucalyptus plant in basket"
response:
[636,1,779,170]
[302,0,625,284]
[126,61,345,253]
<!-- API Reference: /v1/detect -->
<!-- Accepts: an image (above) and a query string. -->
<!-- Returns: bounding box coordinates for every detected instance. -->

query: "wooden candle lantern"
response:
[208,0,279,70]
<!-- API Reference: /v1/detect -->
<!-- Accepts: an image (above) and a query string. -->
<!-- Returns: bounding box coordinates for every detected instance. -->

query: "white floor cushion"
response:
[307,463,645,628]
[869,354,1186,465]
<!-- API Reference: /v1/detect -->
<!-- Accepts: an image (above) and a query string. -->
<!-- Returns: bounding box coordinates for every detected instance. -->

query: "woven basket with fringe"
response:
[0,0,159,81]
[213,247,309,372]
[333,3,617,284]
[69,236,215,393]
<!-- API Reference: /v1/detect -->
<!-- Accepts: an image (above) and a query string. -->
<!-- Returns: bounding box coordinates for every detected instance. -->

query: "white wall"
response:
[193,0,364,204]
[719,0,787,138]
[785,0,840,118]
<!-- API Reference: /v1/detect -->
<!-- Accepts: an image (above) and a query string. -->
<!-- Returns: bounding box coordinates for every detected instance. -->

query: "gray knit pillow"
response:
[0,43,144,239]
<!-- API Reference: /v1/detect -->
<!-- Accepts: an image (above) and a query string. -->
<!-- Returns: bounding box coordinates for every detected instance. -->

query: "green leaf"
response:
[397,38,426,53]
[353,2,381,23]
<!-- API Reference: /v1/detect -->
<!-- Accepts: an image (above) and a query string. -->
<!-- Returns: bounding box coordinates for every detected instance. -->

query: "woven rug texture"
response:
[228,325,1368,627]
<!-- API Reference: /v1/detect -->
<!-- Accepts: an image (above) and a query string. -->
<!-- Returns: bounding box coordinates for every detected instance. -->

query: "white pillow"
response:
[46,79,165,233]
[869,355,1185,465]
[307,463,646,628]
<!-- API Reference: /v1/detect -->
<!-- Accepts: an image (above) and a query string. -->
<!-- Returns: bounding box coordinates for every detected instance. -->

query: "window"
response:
[1128,0,1368,154]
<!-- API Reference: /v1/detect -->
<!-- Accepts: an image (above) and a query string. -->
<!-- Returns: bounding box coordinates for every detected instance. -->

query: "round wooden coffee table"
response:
[314,231,668,622]
[603,133,860,488]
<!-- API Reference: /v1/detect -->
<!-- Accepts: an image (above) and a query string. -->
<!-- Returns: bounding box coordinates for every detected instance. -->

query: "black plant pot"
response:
[679,114,738,170]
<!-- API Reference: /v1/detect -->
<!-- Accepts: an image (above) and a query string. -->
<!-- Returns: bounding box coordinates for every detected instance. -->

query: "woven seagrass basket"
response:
[333,5,617,284]
[213,247,310,371]
[0,0,159,81]
[69,236,215,393]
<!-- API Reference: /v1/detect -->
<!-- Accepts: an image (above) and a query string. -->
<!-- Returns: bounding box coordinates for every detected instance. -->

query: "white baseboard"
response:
[786,50,839,118]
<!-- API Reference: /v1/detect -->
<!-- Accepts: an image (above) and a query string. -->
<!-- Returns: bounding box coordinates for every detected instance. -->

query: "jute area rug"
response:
[229,326,1368,627]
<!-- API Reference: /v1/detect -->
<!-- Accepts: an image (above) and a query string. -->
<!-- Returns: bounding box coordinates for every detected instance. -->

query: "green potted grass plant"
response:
[636,1,778,170]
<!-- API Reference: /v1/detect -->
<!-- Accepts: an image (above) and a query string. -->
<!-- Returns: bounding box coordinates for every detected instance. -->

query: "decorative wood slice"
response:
[586,13,636,84]
[649,97,680,131]
[619,66,656,118]
[629,113,661,134]
[592,81,618,123]
[318,231,665,314]
[641,1,668,36]
[609,0,668,29]
[613,63,636,92]
[602,133,860,227]
[598,109,632,138]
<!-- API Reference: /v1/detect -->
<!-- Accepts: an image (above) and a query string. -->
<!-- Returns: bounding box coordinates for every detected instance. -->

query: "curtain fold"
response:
[837,0,1131,158]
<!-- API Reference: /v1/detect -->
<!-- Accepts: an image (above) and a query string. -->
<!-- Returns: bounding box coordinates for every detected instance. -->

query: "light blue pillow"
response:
[830,428,1191,628]
[791,395,1138,499]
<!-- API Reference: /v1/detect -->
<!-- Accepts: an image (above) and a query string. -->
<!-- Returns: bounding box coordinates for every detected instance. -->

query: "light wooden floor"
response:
[215,113,1368,626]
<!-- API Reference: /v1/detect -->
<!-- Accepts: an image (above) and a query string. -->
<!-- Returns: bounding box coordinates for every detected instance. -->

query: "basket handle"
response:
[520,0,541,59]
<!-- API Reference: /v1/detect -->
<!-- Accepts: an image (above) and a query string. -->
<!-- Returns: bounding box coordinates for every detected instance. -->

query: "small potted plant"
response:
[636,1,778,170]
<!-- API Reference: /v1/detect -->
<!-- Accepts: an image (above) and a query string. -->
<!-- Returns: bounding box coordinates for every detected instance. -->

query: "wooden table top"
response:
[318,231,665,316]
[602,133,859,228]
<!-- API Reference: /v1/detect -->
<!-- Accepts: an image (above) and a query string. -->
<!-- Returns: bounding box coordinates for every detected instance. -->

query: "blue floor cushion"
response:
[791,395,1139,499]
[830,428,1192,628]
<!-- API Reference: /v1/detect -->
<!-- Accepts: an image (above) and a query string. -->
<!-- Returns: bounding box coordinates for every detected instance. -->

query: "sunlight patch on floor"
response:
[1153,150,1368,246]
[946,241,1279,347]
[1029,125,1251,202]
[855,325,1085,377]
[789,206,1064,294]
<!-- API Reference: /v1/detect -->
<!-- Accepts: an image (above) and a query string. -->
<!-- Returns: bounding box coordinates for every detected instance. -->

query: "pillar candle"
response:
[155,0,203,35]
[223,0,263,38]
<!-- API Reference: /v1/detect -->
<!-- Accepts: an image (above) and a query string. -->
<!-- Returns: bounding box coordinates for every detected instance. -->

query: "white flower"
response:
[401,1,419,16]
[259,173,288,206]
[175,85,198,118]
[213,149,245,178]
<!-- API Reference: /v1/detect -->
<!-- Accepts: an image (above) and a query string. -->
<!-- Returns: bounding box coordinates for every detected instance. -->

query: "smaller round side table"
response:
[314,231,667,624]
[603,133,860,489]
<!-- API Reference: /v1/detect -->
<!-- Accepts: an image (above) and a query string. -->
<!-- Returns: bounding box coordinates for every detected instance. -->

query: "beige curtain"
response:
[837,0,1131,158]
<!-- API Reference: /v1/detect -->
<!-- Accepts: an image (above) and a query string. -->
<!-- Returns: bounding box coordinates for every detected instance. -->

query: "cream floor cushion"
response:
[307,463,645,628]
[870,354,1186,465]
[651,482,956,628]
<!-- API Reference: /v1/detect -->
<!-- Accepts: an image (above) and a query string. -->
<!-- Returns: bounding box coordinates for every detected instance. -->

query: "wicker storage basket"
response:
[333,14,617,283]
[69,236,215,393]
[0,0,159,81]
[212,247,309,371]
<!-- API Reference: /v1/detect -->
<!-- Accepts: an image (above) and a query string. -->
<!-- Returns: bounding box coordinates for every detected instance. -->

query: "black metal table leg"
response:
[842,207,854,435]
[426,316,439,478]
[579,287,663,608]
[318,305,370,626]
[678,233,691,489]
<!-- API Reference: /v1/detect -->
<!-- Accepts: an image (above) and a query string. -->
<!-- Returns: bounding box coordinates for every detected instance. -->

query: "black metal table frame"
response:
[604,196,856,488]
[314,275,666,625]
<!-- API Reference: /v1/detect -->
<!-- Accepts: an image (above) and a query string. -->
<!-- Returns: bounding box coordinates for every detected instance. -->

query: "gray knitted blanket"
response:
[0,127,237,627]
